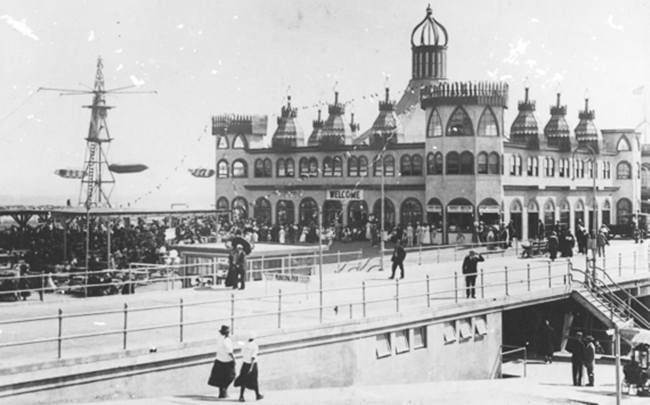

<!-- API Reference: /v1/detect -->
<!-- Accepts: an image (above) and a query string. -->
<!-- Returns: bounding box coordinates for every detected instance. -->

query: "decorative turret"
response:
[319,88,351,148]
[509,80,539,149]
[574,90,602,154]
[349,105,360,135]
[307,109,323,147]
[543,85,572,151]
[411,5,448,80]
[369,86,403,148]
[271,94,304,151]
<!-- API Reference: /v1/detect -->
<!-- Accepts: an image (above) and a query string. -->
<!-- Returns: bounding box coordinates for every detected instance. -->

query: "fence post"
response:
[278,289,282,329]
[57,308,63,359]
[230,293,235,334]
[362,281,366,318]
[426,275,430,308]
[396,279,399,313]
[179,298,184,343]
[527,264,531,291]
[454,271,458,303]
[548,262,552,288]
[619,253,622,276]
[480,269,485,299]
[505,266,509,296]
[123,303,128,350]
[40,273,45,302]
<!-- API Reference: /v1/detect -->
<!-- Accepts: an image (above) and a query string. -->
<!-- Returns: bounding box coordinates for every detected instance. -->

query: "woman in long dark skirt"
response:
[235,333,263,402]
[208,325,236,398]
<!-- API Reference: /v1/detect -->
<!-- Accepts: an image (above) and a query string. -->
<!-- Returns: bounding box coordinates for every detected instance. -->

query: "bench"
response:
[521,239,548,258]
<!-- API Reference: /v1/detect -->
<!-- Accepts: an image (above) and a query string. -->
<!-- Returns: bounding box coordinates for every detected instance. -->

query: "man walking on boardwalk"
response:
[462,250,484,299]
[567,331,586,386]
[389,239,406,279]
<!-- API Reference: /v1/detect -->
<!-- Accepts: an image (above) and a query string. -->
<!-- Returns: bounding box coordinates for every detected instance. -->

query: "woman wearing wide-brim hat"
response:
[234,332,264,402]
[207,325,236,398]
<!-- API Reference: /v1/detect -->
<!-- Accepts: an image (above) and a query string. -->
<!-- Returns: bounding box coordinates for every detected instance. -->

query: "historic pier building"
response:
[212,6,642,244]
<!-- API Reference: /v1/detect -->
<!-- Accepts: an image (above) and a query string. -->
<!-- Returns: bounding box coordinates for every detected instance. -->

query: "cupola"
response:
[543,85,572,151]
[410,5,448,80]
[319,87,351,148]
[369,86,403,149]
[509,79,539,149]
[271,94,304,151]
[574,89,602,154]
[307,109,323,147]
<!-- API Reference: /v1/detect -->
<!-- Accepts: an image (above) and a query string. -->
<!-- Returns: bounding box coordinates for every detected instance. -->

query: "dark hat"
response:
[219,325,230,334]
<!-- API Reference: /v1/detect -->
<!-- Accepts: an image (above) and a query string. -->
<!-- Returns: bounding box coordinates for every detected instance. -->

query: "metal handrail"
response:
[594,265,650,320]
[501,344,528,378]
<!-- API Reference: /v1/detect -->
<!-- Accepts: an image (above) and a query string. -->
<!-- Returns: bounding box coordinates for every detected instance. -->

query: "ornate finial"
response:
[333,81,339,105]
[426,4,432,15]
[286,86,292,107]
[524,76,530,102]
[584,88,590,110]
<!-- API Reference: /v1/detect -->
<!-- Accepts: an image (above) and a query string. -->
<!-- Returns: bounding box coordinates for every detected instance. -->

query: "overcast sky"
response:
[0,0,648,209]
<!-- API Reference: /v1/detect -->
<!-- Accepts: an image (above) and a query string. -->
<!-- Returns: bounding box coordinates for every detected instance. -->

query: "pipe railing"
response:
[501,344,528,378]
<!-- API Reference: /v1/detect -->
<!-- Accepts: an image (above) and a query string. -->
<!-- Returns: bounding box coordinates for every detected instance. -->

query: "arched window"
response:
[216,197,229,223]
[323,157,333,177]
[359,156,368,177]
[264,158,272,177]
[427,109,443,137]
[277,158,286,177]
[348,156,359,177]
[232,159,247,178]
[427,153,435,175]
[232,134,247,149]
[299,157,309,177]
[446,107,474,136]
[254,159,264,178]
[477,152,488,174]
[602,161,611,179]
[217,159,229,178]
[217,136,229,149]
[488,153,499,175]
[232,197,249,220]
[544,157,555,177]
[446,151,459,174]
[309,157,319,177]
[285,158,295,177]
[509,155,522,176]
[333,156,342,177]
[559,159,569,178]
[373,198,395,225]
[299,198,318,226]
[254,197,272,224]
[478,108,498,136]
[412,154,423,176]
[276,200,295,225]
[543,199,555,231]
[400,155,412,176]
[527,157,538,176]
[400,198,423,226]
[617,162,631,179]
[384,155,395,177]
[617,137,631,151]
[459,151,474,174]
[435,152,443,174]
[616,198,632,223]
[373,155,382,177]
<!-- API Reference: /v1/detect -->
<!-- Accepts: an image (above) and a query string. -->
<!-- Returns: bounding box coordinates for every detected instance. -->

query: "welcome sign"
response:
[326,189,364,200]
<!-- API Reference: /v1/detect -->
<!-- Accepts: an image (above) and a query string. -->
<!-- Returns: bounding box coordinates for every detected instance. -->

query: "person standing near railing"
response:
[462,250,484,299]
[584,335,596,387]
[389,239,406,280]
[567,331,586,386]
[208,325,236,399]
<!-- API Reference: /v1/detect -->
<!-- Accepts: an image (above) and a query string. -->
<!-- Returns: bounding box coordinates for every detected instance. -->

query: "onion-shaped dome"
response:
[308,110,323,147]
[574,96,602,153]
[369,88,403,148]
[411,5,448,47]
[319,91,351,148]
[544,92,572,151]
[510,88,539,149]
[272,96,304,151]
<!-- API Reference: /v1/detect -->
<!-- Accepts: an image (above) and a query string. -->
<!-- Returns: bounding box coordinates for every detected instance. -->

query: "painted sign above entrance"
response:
[447,205,473,213]
[326,189,364,201]
[478,206,500,214]
[426,205,442,213]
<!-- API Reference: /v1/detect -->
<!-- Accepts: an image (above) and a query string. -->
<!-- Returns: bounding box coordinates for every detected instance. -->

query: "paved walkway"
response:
[73,359,647,405]
[0,240,648,369]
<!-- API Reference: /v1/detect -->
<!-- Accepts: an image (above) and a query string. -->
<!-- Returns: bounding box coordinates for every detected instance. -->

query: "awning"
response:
[620,328,650,346]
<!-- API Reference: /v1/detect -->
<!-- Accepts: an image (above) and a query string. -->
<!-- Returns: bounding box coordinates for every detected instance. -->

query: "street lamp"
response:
[379,150,398,272]
[572,145,598,271]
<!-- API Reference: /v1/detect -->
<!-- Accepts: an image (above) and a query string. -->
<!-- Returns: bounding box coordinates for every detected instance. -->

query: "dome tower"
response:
[574,92,602,154]
[510,83,539,149]
[411,4,448,81]
[543,89,572,151]
[369,87,403,148]
[319,90,351,149]
[271,95,304,150]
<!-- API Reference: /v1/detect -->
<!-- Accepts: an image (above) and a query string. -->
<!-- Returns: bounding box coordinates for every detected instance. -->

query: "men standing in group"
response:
[389,239,406,280]
[462,250,484,299]
[567,331,586,386]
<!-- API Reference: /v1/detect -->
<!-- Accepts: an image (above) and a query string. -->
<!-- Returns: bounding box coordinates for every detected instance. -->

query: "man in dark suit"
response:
[230,244,248,290]
[389,239,406,279]
[567,331,586,386]
[462,250,484,298]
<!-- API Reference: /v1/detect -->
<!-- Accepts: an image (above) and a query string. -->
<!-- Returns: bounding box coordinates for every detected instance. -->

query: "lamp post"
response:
[379,150,397,272]
[572,145,598,277]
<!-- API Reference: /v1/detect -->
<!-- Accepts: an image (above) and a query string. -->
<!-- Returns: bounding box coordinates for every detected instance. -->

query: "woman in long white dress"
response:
[299,227,307,243]
[279,227,286,244]
[421,223,431,245]
[365,222,372,241]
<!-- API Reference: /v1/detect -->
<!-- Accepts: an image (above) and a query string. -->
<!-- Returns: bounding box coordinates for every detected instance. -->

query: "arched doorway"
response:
[373,198,395,229]
[347,200,369,230]
[216,197,229,224]
[426,198,443,245]
[574,199,585,231]
[543,199,555,235]
[232,197,249,222]
[446,198,474,244]
[323,200,343,227]
[299,198,318,226]
[253,197,272,225]
[602,200,611,225]
[616,198,632,224]
[509,199,523,240]
[276,200,295,225]
[559,199,570,233]
[400,198,423,228]
[478,198,500,227]
[527,199,539,239]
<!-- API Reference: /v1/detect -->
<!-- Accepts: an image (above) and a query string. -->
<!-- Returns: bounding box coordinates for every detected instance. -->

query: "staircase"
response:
[571,264,650,330]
